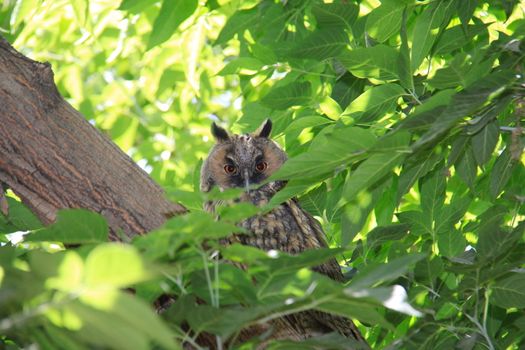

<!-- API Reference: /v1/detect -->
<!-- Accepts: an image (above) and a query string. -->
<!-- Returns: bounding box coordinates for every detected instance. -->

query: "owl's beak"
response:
[243,169,250,192]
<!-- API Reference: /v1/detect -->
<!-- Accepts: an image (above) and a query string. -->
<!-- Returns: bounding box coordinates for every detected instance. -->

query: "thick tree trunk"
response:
[0,37,186,240]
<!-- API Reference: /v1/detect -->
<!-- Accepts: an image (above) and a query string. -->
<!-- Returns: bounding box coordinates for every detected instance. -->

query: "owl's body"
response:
[200,120,367,347]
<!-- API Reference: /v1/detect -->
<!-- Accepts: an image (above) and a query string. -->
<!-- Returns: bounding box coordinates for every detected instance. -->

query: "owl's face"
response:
[200,119,287,192]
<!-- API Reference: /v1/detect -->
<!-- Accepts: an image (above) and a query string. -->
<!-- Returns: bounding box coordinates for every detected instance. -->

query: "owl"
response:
[200,119,367,347]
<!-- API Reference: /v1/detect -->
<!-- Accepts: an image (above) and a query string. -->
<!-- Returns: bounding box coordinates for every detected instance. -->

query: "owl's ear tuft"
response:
[255,119,272,138]
[211,122,230,143]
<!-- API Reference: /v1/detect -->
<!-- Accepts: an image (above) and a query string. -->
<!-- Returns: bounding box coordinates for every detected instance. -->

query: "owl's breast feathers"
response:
[207,181,367,345]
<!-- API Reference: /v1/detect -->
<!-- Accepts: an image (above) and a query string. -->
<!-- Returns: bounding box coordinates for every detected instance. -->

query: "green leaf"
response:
[343,152,406,202]
[491,273,525,308]
[399,90,455,132]
[118,0,155,13]
[266,332,369,350]
[218,57,266,76]
[25,209,107,244]
[370,130,411,153]
[414,257,443,284]
[215,8,257,45]
[366,223,410,250]
[435,196,471,234]
[289,28,350,61]
[272,126,376,180]
[434,23,487,55]
[342,83,404,122]
[282,116,332,135]
[398,7,413,89]
[261,82,312,110]
[365,0,405,43]
[316,295,391,327]
[148,0,198,49]
[312,3,359,29]
[437,229,466,257]
[420,170,446,228]
[489,148,517,199]
[455,146,477,188]
[105,293,179,349]
[84,243,150,288]
[412,70,514,150]
[477,221,524,261]
[1,197,43,233]
[471,121,499,166]
[341,183,389,246]
[397,210,433,236]
[299,183,327,217]
[349,254,425,289]
[457,0,478,31]
[411,1,449,72]
[428,61,469,89]
[397,152,441,202]
[338,45,400,81]
[318,97,343,120]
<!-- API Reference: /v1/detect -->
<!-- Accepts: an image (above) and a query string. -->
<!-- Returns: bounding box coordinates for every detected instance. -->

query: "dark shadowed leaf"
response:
[489,148,517,199]
[420,170,446,227]
[397,152,442,202]
[437,229,466,257]
[455,146,477,188]
[412,70,514,150]
[492,273,525,308]
[471,120,499,166]
[312,2,359,29]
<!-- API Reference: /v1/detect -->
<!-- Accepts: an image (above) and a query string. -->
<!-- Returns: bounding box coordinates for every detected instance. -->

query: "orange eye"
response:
[255,161,267,172]
[224,164,236,174]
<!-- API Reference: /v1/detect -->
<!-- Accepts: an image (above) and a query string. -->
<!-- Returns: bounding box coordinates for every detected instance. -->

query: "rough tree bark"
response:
[0,37,186,241]
[0,36,368,349]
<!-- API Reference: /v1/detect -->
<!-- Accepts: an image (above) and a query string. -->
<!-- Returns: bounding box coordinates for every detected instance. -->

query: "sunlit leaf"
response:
[343,152,406,202]
[84,243,150,288]
[261,82,312,110]
[25,209,107,244]
[342,83,404,122]
[339,45,400,81]
[365,0,405,43]
[411,0,450,72]
[272,126,375,180]
[148,0,198,49]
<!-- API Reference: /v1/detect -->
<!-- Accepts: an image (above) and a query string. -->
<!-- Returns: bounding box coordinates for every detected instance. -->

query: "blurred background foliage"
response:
[1,0,525,349]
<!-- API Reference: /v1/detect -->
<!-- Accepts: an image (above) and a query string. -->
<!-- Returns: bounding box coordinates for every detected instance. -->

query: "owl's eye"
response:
[255,161,267,172]
[224,164,237,174]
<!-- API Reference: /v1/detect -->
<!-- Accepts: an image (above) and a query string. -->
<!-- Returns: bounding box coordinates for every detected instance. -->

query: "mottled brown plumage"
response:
[201,119,368,348]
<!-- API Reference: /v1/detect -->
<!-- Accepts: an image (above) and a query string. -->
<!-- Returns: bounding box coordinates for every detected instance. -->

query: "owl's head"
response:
[200,119,287,192]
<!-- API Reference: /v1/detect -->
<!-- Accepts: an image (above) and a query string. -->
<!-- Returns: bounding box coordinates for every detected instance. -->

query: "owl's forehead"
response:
[229,134,264,161]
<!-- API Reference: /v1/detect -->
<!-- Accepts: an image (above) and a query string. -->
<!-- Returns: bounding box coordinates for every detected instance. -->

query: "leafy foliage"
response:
[1,0,525,349]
